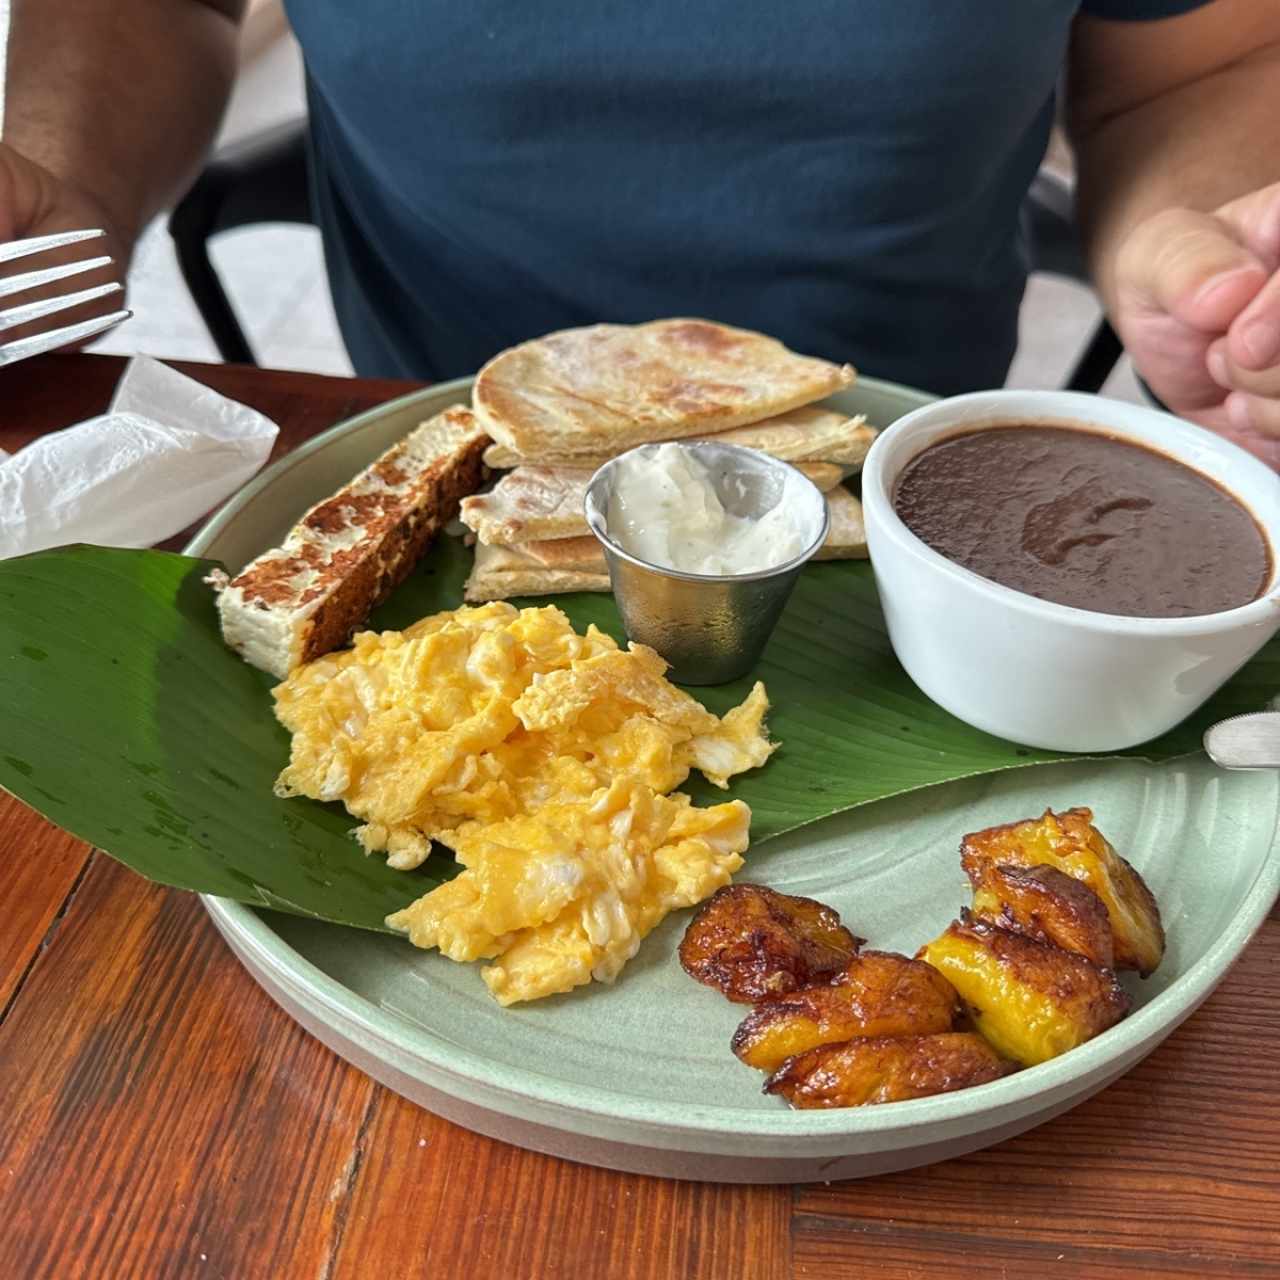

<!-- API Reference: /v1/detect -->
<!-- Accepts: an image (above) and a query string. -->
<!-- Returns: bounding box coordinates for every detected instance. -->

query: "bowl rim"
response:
[862,389,1280,639]
[584,440,830,584]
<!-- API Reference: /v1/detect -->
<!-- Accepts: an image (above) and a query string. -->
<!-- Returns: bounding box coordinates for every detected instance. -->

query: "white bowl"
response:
[861,390,1280,752]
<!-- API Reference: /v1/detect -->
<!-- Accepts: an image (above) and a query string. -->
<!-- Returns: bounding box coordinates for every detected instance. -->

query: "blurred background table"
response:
[2,354,1278,1280]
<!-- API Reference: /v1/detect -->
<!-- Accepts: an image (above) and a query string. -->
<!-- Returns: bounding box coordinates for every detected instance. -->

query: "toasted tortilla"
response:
[464,486,867,600]
[794,461,844,492]
[813,485,868,560]
[461,460,846,547]
[703,410,872,467]
[459,466,594,546]
[490,535,607,574]
[473,318,854,457]
[481,405,872,471]
[463,540,611,602]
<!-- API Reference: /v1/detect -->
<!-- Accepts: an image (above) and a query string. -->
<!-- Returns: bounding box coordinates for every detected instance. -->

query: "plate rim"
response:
[200,781,1280,1141]
[188,376,1280,1144]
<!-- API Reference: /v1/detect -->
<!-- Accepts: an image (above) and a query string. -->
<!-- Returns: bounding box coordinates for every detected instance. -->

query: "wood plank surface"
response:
[2,353,1278,1279]
[0,855,378,1280]
[0,804,88,1012]
[331,1090,792,1280]
[792,916,1280,1279]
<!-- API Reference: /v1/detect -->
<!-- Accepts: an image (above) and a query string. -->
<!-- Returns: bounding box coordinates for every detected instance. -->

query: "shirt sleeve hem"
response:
[1080,0,1214,20]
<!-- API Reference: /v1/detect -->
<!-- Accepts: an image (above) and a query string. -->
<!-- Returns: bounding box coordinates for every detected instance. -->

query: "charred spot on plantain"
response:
[679,883,863,1004]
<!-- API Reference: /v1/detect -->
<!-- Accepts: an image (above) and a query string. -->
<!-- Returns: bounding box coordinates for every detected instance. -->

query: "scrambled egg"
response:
[272,603,775,1003]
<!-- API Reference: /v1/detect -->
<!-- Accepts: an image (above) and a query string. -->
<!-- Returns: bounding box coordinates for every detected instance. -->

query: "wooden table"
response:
[2,353,1278,1280]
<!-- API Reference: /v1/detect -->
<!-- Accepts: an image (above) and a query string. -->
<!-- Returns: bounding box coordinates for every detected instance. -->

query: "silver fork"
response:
[0,229,131,367]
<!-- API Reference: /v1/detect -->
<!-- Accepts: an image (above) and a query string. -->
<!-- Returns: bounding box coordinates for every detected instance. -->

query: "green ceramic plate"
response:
[192,377,1280,1183]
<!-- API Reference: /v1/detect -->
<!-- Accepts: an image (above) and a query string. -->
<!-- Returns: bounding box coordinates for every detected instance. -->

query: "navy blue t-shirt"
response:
[285,0,1209,393]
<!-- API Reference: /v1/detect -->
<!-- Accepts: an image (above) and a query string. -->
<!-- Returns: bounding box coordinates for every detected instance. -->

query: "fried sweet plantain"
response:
[731,950,960,1073]
[969,863,1115,969]
[679,883,864,1003]
[960,807,1164,976]
[918,914,1130,1067]
[763,1032,1012,1109]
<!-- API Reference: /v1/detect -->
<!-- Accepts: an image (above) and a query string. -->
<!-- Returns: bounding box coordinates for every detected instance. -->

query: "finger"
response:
[1226,266,1280,371]
[1225,390,1280,442]
[1182,400,1280,470]
[1117,207,1268,333]
[1206,336,1280,397]
[0,143,49,244]
[1212,180,1280,271]
[1124,309,1222,413]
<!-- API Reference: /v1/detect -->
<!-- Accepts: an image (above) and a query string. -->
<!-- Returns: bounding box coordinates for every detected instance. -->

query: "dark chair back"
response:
[169,121,310,364]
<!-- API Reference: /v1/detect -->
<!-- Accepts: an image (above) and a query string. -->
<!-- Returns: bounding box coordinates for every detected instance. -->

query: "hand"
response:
[0,141,132,350]
[1111,181,1280,469]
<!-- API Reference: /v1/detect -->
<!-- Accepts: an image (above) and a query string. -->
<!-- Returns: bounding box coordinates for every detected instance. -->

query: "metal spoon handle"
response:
[1203,712,1280,770]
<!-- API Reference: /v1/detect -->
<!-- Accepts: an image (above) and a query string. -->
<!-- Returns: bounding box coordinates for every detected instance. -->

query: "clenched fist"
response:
[1113,181,1280,469]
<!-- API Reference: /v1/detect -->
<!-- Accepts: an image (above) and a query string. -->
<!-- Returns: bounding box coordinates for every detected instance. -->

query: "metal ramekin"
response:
[585,442,829,684]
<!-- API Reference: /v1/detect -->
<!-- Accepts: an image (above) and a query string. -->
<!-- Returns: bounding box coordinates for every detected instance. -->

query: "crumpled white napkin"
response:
[0,356,279,559]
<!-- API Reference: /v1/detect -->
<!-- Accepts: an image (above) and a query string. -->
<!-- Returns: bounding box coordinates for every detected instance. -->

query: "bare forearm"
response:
[1069,31,1280,316]
[4,0,245,248]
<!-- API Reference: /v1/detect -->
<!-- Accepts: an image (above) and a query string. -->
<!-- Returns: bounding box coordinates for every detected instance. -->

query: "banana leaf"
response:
[1,541,1275,934]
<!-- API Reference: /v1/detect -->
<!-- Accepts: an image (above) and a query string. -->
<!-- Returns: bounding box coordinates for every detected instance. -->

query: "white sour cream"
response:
[605,443,810,575]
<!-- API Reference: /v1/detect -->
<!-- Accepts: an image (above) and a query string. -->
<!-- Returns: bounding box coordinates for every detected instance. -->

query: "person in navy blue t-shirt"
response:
[4,2,1279,466]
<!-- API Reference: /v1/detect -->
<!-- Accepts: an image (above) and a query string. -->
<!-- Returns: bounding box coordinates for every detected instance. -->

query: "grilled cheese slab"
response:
[210,406,489,678]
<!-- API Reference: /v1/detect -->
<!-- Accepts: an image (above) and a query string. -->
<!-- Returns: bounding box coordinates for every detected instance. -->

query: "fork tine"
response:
[0,229,106,265]
[0,282,124,332]
[0,308,132,367]
[0,254,114,300]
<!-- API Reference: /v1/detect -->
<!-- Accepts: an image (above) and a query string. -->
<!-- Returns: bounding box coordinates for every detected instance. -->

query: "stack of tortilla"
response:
[458,318,875,601]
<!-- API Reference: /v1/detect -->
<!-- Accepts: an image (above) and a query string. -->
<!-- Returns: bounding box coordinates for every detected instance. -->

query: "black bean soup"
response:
[892,424,1271,618]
